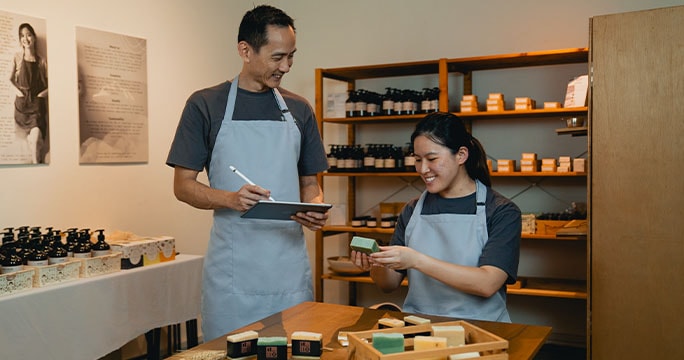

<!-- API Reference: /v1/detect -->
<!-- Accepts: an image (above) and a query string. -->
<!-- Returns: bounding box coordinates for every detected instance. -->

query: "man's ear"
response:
[237,41,251,62]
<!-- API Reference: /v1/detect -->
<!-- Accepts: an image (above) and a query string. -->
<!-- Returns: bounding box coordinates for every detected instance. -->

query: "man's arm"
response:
[173,165,271,212]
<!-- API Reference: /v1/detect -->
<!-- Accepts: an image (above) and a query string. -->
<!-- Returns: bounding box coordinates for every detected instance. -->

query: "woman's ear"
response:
[457,146,469,165]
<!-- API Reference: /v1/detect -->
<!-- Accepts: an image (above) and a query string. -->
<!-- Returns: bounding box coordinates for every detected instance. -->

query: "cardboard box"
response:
[79,252,122,277]
[544,101,562,109]
[497,160,515,172]
[573,158,586,173]
[27,260,81,287]
[0,268,34,297]
[109,236,176,269]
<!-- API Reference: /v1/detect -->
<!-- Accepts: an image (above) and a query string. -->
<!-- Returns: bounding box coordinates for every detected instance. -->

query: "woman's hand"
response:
[369,245,420,270]
[350,250,374,271]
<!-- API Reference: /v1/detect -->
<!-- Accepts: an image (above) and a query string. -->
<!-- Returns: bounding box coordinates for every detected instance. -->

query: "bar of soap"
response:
[291,331,323,357]
[378,317,405,329]
[372,333,404,354]
[257,336,287,360]
[226,330,258,359]
[432,325,465,347]
[449,352,481,359]
[414,335,447,350]
[404,315,431,326]
[350,236,379,254]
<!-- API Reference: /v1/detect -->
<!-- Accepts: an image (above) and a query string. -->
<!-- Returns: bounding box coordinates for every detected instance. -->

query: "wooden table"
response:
[170,301,551,360]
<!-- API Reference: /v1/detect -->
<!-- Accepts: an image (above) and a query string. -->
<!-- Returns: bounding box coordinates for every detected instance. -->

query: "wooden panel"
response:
[589,6,684,359]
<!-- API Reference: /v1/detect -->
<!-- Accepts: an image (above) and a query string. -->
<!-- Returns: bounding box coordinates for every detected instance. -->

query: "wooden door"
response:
[589,5,684,359]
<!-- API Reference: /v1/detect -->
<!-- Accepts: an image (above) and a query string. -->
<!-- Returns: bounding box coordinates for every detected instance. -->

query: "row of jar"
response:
[0,226,111,274]
[327,144,417,172]
[346,87,440,117]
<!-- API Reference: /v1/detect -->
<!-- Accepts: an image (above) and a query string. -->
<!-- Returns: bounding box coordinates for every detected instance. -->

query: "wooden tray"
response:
[347,320,508,359]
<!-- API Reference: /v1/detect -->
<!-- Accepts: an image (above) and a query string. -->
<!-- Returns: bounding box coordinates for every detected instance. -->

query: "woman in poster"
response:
[10,22,48,164]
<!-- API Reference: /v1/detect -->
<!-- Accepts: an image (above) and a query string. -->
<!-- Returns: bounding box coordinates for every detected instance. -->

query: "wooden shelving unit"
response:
[314,48,588,308]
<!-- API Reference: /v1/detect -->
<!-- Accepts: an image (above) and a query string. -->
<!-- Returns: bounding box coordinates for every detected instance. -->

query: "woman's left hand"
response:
[370,245,420,270]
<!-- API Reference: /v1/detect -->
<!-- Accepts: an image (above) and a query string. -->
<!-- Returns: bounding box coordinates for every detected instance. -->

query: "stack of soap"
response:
[520,153,538,173]
[486,93,504,111]
[291,331,323,358]
[257,336,287,360]
[378,317,405,329]
[497,159,515,173]
[226,330,258,359]
[432,325,466,347]
[460,95,479,113]
[514,97,535,110]
[372,333,404,354]
[541,158,557,172]
[558,156,572,173]
[350,236,379,254]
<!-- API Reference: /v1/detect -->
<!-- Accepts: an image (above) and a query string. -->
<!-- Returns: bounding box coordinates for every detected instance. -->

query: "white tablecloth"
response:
[0,254,203,360]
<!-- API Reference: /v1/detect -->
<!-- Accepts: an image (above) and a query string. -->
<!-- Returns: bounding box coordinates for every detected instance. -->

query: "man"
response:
[166,5,328,340]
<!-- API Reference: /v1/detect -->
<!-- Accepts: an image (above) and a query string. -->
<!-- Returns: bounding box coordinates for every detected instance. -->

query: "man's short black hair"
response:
[238,5,295,53]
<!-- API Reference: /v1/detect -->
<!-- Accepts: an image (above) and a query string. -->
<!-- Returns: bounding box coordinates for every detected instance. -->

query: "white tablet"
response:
[240,200,332,220]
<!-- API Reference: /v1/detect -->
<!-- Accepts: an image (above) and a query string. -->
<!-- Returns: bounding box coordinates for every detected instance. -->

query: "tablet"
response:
[241,200,332,220]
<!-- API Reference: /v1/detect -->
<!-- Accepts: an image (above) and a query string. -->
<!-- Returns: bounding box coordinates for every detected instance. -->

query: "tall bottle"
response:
[73,229,92,259]
[65,228,79,257]
[0,241,24,274]
[382,88,395,116]
[91,229,111,257]
[48,230,69,265]
[404,142,417,172]
[27,234,49,267]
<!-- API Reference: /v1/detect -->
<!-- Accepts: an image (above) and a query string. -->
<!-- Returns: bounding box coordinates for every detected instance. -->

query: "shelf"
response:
[445,48,588,73]
[319,59,441,82]
[522,234,586,241]
[556,126,587,136]
[323,171,418,177]
[457,107,587,118]
[322,274,586,300]
[322,225,395,235]
[490,171,586,177]
[322,108,588,124]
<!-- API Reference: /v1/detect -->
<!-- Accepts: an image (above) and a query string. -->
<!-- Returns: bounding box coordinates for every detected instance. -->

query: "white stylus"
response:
[229,165,275,201]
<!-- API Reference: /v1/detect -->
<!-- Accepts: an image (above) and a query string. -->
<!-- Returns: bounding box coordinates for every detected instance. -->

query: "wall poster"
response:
[0,10,49,165]
[76,26,148,164]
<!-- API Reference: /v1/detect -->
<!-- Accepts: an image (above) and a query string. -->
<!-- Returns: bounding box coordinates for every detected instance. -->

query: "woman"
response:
[352,112,521,322]
[10,23,48,164]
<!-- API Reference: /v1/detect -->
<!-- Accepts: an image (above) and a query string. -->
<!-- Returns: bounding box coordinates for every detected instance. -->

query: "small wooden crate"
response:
[347,320,508,359]
[27,260,82,287]
[79,252,122,277]
[535,220,570,235]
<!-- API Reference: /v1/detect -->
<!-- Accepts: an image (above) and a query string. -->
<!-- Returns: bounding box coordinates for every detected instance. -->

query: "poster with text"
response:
[76,27,148,164]
[0,11,49,165]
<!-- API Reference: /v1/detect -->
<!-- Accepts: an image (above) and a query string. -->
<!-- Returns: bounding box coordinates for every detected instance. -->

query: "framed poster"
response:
[76,26,148,164]
[0,11,49,165]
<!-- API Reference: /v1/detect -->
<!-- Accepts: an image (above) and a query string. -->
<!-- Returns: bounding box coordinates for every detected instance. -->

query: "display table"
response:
[171,301,551,360]
[0,254,203,360]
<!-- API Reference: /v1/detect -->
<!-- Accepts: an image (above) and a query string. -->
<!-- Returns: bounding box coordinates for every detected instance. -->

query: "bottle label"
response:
[402,101,413,111]
[354,102,367,111]
[384,158,396,168]
[345,102,354,112]
[366,103,379,113]
[393,102,402,112]
[48,257,68,265]
[1,265,23,274]
[382,100,394,110]
[27,259,49,266]
[374,158,385,168]
[336,159,345,168]
[404,156,416,166]
[327,157,337,167]
[430,99,439,111]
[344,158,355,169]
[363,156,375,167]
[421,100,431,111]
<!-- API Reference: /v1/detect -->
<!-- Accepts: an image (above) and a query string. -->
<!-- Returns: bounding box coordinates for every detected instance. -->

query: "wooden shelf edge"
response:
[322,227,585,241]
[323,171,419,177]
[322,274,586,300]
[490,171,586,177]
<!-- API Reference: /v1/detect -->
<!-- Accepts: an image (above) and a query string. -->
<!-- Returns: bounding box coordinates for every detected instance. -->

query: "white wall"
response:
[1,0,681,345]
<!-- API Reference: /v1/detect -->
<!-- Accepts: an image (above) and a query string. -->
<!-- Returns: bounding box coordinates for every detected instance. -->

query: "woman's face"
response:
[242,24,296,92]
[19,27,35,50]
[413,135,468,198]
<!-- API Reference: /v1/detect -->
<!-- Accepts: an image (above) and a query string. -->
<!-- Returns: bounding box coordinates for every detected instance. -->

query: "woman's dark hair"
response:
[411,112,491,187]
[238,5,295,52]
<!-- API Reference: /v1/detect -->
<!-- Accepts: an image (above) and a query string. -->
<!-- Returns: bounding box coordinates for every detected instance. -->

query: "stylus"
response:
[229,165,275,201]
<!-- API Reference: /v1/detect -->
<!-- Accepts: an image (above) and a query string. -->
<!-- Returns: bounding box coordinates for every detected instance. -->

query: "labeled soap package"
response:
[108,232,176,269]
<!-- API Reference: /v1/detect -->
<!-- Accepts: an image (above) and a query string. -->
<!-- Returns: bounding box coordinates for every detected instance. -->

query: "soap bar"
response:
[226,330,258,359]
[432,325,465,347]
[257,336,287,360]
[291,331,323,357]
[372,333,404,354]
[449,352,481,359]
[404,315,431,326]
[414,335,447,350]
[350,236,379,254]
[378,317,405,329]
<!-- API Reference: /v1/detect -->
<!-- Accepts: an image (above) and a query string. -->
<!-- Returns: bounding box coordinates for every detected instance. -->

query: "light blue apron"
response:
[201,76,312,340]
[403,180,510,322]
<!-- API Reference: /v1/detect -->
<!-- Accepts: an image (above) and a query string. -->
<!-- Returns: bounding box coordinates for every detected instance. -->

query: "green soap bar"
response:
[350,236,379,254]
[372,332,404,354]
[257,336,288,346]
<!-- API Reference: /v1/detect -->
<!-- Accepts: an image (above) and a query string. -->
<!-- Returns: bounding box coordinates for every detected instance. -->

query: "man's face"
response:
[242,25,296,92]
